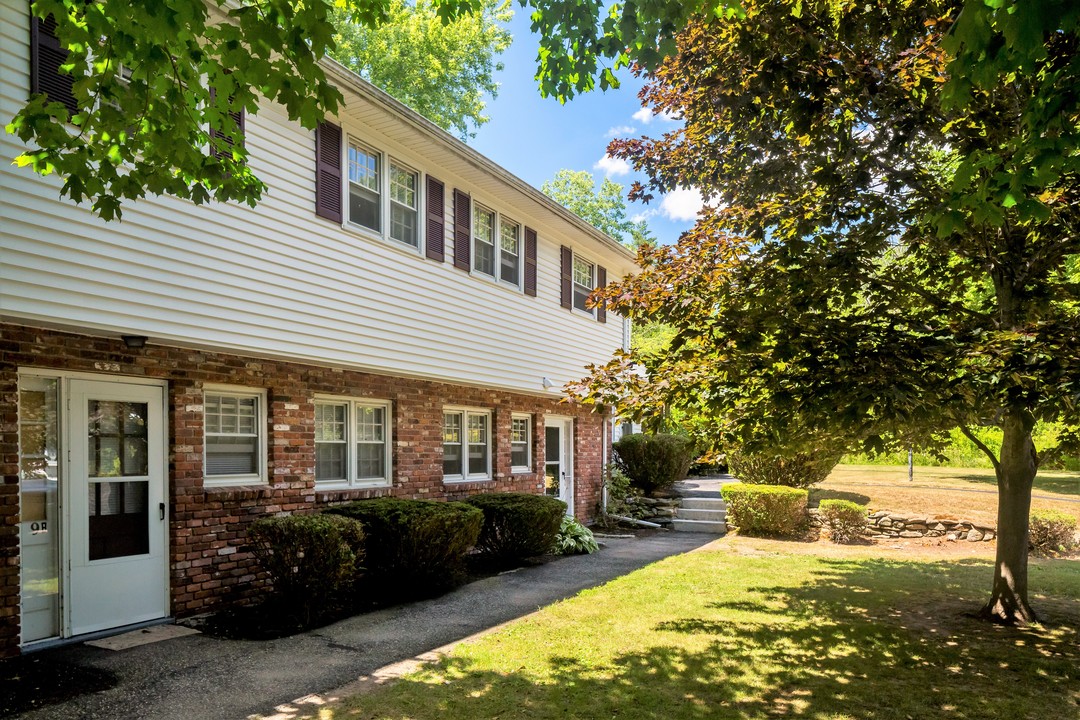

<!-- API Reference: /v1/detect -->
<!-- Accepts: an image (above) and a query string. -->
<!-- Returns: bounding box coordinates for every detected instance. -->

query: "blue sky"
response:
[468,9,701,245]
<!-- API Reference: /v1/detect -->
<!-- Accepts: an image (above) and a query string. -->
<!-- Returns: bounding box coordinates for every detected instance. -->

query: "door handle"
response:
[159,502,166,521]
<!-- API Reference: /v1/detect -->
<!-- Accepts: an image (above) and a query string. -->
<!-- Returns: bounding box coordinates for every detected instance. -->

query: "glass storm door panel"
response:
[67,380,168,636]
[544,418,575,517]
[545,426,562,499]
[18,376,61,643]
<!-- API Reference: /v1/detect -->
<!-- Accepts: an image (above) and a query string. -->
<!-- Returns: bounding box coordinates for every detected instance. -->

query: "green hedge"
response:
[247,513,365,624]
[818,499,867,544]
[613,433,695,496]
[467,492,566,564]
[327,498,482,599]
[1029,509,1078,555]
[721,483,808,537]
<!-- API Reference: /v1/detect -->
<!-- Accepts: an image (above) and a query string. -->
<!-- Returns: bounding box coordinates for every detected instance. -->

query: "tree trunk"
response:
[979,410,1038,624]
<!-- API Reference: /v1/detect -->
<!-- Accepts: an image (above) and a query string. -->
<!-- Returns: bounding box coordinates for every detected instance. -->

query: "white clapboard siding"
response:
[0,5,635,395]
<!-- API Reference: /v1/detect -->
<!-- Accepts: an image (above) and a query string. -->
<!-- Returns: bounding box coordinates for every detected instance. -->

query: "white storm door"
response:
[66,380,168,636]
[544,417,574,517]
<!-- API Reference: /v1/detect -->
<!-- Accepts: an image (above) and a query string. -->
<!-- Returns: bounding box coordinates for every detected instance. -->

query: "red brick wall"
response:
[0,323,610,656]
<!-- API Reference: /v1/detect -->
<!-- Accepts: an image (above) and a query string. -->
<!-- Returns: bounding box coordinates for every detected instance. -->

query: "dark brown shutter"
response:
[425,175,445,261]
[560,246,573,309]
[596,265,608,323]
[524,226,538,297]
[315,121,343,223]
[453,188,471,271]
[209,89,244,158]
[30,13,78,117]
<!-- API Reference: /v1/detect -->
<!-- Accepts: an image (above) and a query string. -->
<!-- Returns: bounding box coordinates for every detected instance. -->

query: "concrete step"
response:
[677,507,727,522]
[671,518,727,534]
[679,497,727,511]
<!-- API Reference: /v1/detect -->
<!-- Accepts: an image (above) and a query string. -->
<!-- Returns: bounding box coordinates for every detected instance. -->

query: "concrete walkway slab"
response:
[10,532,719,720]
[83,624,201,652]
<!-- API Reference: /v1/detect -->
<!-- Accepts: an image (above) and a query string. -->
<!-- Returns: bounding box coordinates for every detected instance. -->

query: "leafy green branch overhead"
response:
[10,1,1071,222]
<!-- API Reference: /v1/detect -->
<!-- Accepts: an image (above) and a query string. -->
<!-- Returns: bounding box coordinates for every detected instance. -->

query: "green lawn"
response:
[818,464,1080,525]
[324,539,1080,720]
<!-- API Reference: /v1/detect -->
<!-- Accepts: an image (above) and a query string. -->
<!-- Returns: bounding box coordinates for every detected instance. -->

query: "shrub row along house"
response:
[0,5,636,656]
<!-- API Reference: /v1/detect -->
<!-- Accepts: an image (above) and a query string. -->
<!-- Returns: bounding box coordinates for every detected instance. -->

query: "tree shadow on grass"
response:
[335,556,1080,720]
[944,471,1080,498]
[809,488,872,506]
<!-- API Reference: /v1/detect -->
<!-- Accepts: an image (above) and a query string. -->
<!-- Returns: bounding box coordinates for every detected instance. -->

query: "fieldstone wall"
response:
[619,496,680,525]
[809,508,997,542]
[866,511,996,541]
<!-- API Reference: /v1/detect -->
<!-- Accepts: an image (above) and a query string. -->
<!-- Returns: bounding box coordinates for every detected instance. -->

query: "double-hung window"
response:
[499,219,521,286]
[443,408,491,481]
[347,139,423,252]
[204,387,266,485]
[349,142,381,233]
[314,398,391,487]
[573,255,596,314]
[389,162,419,247]
[473,205,496,276]
[511,414,532,473]
[472,203,522,288]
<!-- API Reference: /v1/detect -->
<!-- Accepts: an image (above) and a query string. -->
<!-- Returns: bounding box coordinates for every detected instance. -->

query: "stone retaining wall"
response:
[810,507,996,542]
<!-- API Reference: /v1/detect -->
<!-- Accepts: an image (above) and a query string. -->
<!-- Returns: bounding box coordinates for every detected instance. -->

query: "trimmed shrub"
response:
[613,433,695,496]
[727,448,842,489]
[553,516,599,555]
[247,513,365,624]
[818,499,868,544]
[721,483,808,537]
[327,498,483,599]
[1029,509,1078,554]
[467,492,566,563]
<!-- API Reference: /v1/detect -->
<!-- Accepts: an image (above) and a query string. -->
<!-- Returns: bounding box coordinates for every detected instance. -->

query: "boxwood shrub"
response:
[247,513,365,624]
[1029,509,1078,555]
[613,433,695,496]
[818,499,868,544]
[720,483,808,537]
[467,492,566,564]
[327,498,483,600]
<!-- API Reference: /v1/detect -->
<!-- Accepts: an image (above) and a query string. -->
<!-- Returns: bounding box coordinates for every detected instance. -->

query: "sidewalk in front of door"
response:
[6,532,720,720]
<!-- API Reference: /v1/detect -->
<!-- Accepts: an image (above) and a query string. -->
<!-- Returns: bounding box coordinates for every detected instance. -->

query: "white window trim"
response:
[203,385,267,487]
[442,406,493,483]
[510,413,532,474]
[471,200,523,291]
[344,135,424,256]
[313,395,393,489]
[572,252,597,317]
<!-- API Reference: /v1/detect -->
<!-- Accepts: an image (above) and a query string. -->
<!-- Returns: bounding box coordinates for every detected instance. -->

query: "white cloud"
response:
[632,108,680,125]
[593,154,631,177]
[660,188,705,222]
[605,124,636,138]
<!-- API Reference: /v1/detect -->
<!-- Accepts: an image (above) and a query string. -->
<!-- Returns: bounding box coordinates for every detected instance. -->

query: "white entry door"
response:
[544,417,574,517]
[66,380,168,636]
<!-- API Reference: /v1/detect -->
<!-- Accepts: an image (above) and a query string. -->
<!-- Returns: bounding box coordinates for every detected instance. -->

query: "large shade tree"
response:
[328,0,512,140]
[573,0,1079,624]
[541,169,654,248]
